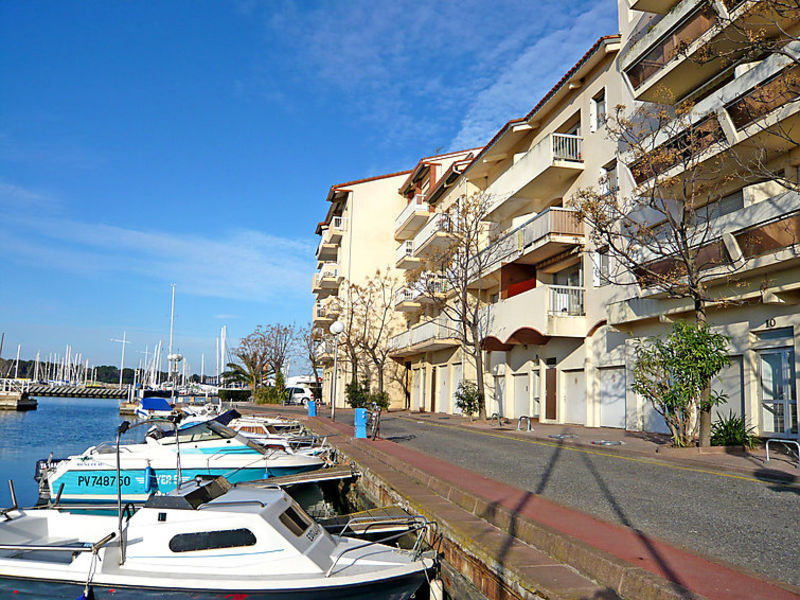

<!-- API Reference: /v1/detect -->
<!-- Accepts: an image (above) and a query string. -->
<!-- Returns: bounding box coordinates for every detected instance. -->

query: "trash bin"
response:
[307,400,317,417]
[354,407,368,439]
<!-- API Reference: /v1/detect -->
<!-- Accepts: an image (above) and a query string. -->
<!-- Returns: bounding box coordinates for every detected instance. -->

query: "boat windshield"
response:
[162,421,268,454]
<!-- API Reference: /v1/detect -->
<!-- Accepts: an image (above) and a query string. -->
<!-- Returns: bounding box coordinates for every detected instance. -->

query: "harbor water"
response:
[0,396,124,507]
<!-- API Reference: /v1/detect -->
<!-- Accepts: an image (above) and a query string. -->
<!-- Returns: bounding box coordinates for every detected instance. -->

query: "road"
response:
[378,413,800,587]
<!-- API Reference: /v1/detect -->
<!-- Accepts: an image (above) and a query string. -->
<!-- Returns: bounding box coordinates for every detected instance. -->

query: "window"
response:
[592,89,607,132]
[279,504,312,536]
[594,248,610,287]
[601,161,617,195]
[169,528,256,553]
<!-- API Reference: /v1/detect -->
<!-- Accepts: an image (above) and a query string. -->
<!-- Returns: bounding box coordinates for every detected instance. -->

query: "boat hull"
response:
[0,571,427,599]
[47,463,323,503]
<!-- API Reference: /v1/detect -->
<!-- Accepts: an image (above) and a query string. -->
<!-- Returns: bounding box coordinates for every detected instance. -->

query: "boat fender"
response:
[76,586,95,600]
[429,578,444,600]
[145,465,158,493]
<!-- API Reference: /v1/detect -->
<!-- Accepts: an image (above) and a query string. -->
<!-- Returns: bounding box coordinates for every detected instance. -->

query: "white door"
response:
[412,369,421,411]
[493,375,505,417]
[564,369,586,425]
[452,363,463,414]
[438,365,449,413]
[599,367,626,428]
[759,348,797,436]
[420,368,427,411]
[513,373,529,418]
[531,369,541,418]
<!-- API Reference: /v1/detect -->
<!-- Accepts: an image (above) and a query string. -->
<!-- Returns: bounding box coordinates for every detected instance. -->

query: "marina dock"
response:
[0,381,37,411]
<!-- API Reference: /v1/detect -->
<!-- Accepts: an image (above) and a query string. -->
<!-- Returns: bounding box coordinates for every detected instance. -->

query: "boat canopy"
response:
[140,397,172,412]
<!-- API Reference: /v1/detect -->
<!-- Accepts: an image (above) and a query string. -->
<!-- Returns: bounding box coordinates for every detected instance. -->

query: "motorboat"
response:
[133,396,173,420]
[36,419,326,504]
[0,476,433,599]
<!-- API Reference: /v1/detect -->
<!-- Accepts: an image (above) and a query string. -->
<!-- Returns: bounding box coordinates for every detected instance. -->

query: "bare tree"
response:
[351,271,403,396]
[572,101,757,444]
[263,323,296,376]
[230,326,270,393]
[410,192,501,420]
[298,323,323,399]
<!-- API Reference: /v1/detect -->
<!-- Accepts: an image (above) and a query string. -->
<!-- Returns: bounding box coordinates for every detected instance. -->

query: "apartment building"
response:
[389,36,625,425]
[602,0,800,437]
[317,0,800,439]
[312,171,410,408]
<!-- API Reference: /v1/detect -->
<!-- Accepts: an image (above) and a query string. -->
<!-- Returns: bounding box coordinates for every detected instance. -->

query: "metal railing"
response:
[474,207,583,278]
[330,216,348,231]
[0,379,29,394]
[395,240,414,264]
[548,285,585,316]
[414,212,451,250]
[394,286,417,305]
[319,263,338,279]
[395,195,428,229]
[552,133,582,161]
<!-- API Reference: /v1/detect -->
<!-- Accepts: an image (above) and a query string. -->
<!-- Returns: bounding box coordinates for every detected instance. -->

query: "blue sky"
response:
[0,0,618,373]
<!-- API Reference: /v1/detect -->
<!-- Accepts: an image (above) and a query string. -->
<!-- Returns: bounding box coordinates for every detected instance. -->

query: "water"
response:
[0,396,124,506]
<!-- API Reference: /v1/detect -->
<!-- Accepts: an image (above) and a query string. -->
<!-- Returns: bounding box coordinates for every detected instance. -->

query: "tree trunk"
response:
[474,345,487,421]
[695,297,712,447]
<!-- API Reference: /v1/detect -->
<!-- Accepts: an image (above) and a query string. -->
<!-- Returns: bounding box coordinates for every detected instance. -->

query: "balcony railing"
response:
[331,216,347,231]
[395,276,448,306]
[395,194,428,230]
[413,212,451,253]
[395,240,415,264]
[549,286,585,316]
[475,207,583,278]
[319,263,338,279]
[390,316,457,350]
[395,286,417,305]
[624,4,717,90]
[551,133,582,161]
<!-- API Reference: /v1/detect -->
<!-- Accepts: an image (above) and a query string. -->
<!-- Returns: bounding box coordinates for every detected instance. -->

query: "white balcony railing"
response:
[394,276,448,306]
[319,263,338,279]
[548,285,585,316]
[474,207,583,278]
[391,316,457,350]
[331,216,347,231]
[551,133,582,161]
[395,240,414,264]
[395,195,428,229]
[414,212,451,251]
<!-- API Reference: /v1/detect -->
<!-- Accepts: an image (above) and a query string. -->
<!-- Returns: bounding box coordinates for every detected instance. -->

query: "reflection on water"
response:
[0,397,123,506]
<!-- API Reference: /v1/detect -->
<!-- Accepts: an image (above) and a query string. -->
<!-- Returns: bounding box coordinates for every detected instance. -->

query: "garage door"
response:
[513,373,529,418]
[564,369,586,425]
[599,367,626,428]
[438,365,450,413]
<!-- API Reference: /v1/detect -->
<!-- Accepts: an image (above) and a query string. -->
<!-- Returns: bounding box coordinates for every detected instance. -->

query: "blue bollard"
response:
[307,400,317,417]
[354,407,368,439]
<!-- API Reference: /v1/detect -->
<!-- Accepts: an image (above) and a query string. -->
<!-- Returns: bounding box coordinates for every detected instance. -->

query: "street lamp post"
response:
[329,320,344,421]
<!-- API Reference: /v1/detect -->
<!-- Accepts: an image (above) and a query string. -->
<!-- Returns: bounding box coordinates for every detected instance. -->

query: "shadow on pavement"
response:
[579,451,693,597]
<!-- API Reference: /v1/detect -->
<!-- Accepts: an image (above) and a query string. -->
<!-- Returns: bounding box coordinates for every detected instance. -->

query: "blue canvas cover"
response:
[140,397,172,412]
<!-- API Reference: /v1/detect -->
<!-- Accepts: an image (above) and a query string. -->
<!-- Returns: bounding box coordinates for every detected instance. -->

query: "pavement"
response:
[242,404,800,599]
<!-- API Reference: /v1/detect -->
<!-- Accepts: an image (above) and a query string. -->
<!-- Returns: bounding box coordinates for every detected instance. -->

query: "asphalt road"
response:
[378,413,800,587]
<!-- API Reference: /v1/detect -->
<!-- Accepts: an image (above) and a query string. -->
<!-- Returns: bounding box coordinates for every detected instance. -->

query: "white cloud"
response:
[450,0,618,149]
[0,202,316,303]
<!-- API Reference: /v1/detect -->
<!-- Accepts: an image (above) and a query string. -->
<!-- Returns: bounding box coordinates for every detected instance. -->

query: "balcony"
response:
[389,316,460,357]
[394,195,430,241]
[311,263,341,297]
[412,212,452,258]
[484,133,584,220]
[312,301,334,327]
[315,340,335,365]
[394,277,448,312]
[483,284,587,345]
[321,216,348,245]
[315,237,338,262]
[471,207,584,289]
[629,0,679,14]
[621,0,794,104]
[395,240,422,269]
[628,52,800,188]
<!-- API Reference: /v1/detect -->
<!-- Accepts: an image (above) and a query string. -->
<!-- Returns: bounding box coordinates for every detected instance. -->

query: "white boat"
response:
[0,476,432,599]
[37,419,326,503]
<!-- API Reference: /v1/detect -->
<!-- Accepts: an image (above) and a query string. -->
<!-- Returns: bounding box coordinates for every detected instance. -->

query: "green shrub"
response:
[711,411,759,448]
[254,386,277,405]
[455,381,482,417]
[346,380,370,409]
[218,389,251,403]
[368,390,390,410]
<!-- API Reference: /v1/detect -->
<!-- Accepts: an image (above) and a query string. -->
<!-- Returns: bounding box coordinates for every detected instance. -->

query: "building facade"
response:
[313,0,800,439]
